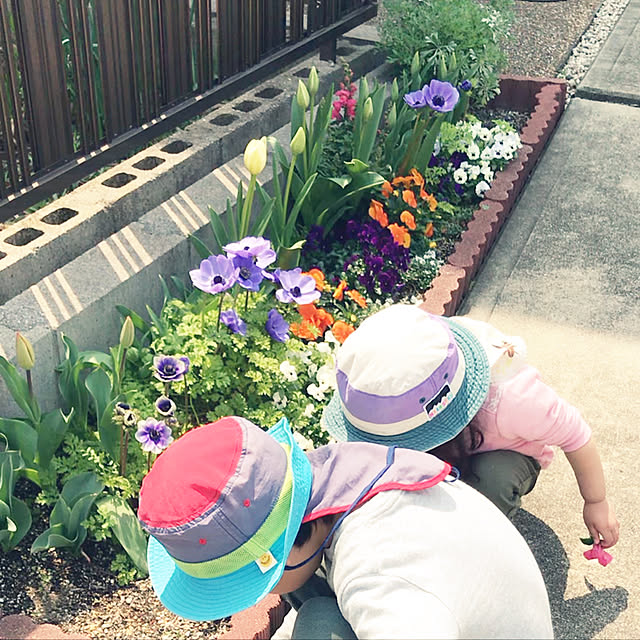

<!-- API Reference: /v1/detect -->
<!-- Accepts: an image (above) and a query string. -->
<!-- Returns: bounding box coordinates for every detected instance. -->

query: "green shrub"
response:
[378,0,513,105]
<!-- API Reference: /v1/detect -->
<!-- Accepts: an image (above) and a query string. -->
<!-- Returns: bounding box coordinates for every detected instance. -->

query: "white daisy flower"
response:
[475,180,491,197]
[453,168,468,184]
[279,360,298,382]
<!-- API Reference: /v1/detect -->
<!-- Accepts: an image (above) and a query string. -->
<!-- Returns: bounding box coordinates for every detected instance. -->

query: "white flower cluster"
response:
[446,118,522,199]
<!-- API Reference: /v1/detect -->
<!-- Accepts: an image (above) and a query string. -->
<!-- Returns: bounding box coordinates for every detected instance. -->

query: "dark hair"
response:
[293,514,337,548]
[428,421,484,479]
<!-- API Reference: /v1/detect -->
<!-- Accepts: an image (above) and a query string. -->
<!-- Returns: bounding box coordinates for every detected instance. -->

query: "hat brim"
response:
[322,318,490,451]
[146,417,312,621]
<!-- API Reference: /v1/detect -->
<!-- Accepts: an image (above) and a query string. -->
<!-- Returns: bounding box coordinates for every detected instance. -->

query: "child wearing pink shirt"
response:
[322,304,619,549]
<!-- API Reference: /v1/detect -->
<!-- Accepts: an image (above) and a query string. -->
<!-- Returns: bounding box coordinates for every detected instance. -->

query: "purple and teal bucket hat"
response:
[321,304,490,451]
[138,416,312,621]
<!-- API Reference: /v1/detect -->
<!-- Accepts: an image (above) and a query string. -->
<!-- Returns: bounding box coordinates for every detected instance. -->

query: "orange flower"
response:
[298,303,319,321]
[421,189,438,212]
[303,268,326,291]
[392,175,414,188]
[381,180,394,198]
[345,289,367,309]
[368,199,389,228]
[402,189,417,208]
[425,222,434,238]
[400,210,416,230]
[409,168,424,187]
[332,321,355,344]
[293,304,334,340]
[333,280,348,301]
[388,223,411,248]
[313,307,334,333]
[290,320,319,341]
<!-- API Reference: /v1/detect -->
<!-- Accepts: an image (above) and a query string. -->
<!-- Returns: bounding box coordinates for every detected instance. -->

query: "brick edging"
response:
[220,594,290,640]
[420,75,568,316]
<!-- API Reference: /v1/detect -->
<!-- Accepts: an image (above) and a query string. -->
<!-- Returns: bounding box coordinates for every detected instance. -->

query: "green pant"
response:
[464,449,541,519]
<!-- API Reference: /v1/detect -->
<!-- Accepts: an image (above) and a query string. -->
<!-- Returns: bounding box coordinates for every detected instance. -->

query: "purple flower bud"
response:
[459,79,473,92]
[265,308,290,342]
[155,395,176,416]
[220,309,247,336]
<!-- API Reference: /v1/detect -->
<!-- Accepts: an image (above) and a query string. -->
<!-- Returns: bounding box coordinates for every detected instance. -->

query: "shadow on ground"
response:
[513,510,628,639]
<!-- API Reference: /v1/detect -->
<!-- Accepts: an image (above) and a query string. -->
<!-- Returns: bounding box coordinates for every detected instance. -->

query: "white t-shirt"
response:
[324,480,553,639]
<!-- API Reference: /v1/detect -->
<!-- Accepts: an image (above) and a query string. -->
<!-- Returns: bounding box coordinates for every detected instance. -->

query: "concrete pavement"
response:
[460,1,640,637]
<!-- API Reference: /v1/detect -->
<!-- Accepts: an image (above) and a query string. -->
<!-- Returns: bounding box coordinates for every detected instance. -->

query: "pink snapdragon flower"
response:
[583,543,613,566]
[332,82,357,121]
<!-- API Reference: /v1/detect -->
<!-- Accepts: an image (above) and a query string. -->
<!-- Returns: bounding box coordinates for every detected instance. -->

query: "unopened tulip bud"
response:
[243,137,268,175]
[411,52,421,77]
[308,67,319,97]
[296,80,309,110]
[16,332,35,370]
[290,127,306,156]
[119,316,134,349]
[391,79,399,103]
[387,103,397,128]
[360,77,369,100]
[363,97,373,123]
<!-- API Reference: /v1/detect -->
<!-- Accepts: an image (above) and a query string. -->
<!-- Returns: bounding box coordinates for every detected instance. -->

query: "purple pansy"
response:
[155,395,176,416]
[189,255,239,294]
[135,417,173,454]
[220,309,247,336]
[232,255,265,291]
[265,308,290,342]
[422,79,459,113]
[403,88,428,109]
[153,355,190,382]
[275,268,321,304]
[223,236,276,269]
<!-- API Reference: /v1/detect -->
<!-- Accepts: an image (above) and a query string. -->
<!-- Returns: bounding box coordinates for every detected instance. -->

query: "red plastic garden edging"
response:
[218,74,568,640]
[420,74,568,317]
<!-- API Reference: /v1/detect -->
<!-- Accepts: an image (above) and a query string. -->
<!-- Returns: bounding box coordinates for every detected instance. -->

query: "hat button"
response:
[259,553,271,566]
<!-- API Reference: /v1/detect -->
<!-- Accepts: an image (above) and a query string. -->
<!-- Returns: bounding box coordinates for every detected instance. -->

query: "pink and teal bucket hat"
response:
[322,304,491,451]
[137,416,312,621]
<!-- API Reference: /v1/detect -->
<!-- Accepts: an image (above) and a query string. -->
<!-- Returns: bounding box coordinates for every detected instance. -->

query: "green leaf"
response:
[31,524,75,553]
[0,418,37,466]
[85,368,119,462]
[205,205,229,254]
[37,409,71,472]
[115,306,151,335]
[97,495,149,575]
[580,536,594,546]
[0,357,41,425]
[4,497,31,550]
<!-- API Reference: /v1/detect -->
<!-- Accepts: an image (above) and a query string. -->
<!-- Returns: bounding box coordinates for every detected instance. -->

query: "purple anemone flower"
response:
[422,80,459,113]
[223,236,276,269]
[155,395,176,416]
[275,268,321,305]
[232,255,265,292]
[153,355,190,382]
[220,309,247,336]
[135,417,173,454]
[265,308,289,342]
[189,255,239,294]
[403,89,428,109]
[459,79,473,92]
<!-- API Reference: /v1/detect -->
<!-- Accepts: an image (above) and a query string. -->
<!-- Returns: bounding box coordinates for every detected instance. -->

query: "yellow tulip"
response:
[290,127,306,156]
[243,137,267,176]
[16,332,35,370]
[296,80,309,110]
[308,67,319,97]
[363,97,373,123]
[119,316,135,349]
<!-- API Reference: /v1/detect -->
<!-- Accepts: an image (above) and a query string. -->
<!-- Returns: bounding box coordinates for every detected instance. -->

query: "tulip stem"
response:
[26,370,33,398]
[216,292,225,331]
[240,175,257,238]
[282,157,297,246]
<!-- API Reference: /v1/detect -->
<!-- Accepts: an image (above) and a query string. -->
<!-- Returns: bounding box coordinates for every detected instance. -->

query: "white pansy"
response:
[453,168,468,184]
[316,341,332,354]
[324,330,339,344]
[316,364,336,392]
[308,362,318,377]
[303,403,315,417]
[279,360,298,381]
[272,391,288,409]
[478,127,491,142]
[460,160,470,170]
[475,180,491,197]
[481,167,494,181]
[466,142,480,160]
[293,430,314,451]
[480,147,495,161]
[307,383,325,401]
[468,164,481,179]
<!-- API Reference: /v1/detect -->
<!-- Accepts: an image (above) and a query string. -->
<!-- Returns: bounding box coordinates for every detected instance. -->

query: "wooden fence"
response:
[0,0,375,220]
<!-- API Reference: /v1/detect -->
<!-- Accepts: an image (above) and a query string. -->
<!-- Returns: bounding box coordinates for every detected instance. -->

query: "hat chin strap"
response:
[284,446,398,571]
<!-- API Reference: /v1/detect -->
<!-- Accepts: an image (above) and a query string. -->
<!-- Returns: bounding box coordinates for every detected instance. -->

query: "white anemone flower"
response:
[279,360,298,381]
[453,168,468,184]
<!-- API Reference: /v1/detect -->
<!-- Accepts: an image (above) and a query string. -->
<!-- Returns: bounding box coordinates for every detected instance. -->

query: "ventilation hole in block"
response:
[161,140,192,154]
[294,67,310,78]
[133,156,165,170]
[102,172,137,188]
[210,113,238,126]
[233,100,260,112]
[0,251,6,260]
[41,207,78,225]
[336,46,355,56]
[256,87,283,99]
[5,227,44,246]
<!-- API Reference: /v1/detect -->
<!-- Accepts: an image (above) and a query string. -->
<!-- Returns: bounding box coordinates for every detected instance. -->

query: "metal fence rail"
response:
[0,0,375,221]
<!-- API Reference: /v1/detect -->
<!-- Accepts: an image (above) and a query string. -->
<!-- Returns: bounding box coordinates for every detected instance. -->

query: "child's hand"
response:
[583,499,619,548]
